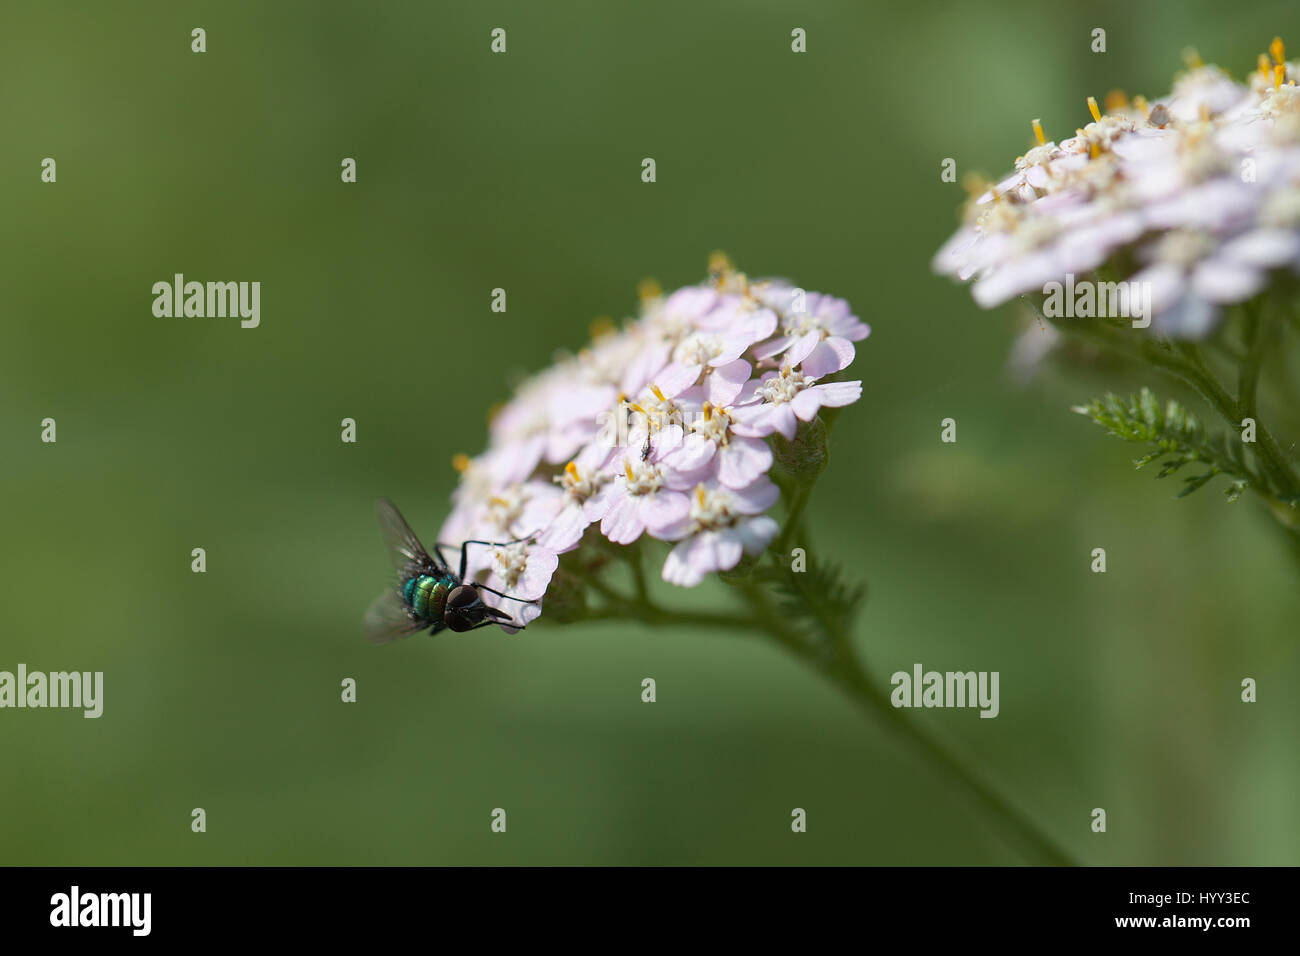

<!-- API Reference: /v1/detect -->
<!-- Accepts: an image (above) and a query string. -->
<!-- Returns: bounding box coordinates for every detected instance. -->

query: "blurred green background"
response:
[3,0,1298,865]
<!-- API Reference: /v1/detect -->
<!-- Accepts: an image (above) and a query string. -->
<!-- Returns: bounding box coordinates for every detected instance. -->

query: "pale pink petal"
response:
[641,491,691,538]
[729,477,780,514]
[809,380,862,408]
[667,433,718,473]
[600,494,644,544]
[734,515,779,554]
[716,436,772,489]
[1130,262,1186,315]
[789,389,825,422]
[515,548,559,600]
[536,503,590,552]
[730,402,797,439]
[784,330,822,368]
[1152,292,1219,339]
[800,337,855,377]
[1192,258,1264,304]
[661,531,743,587]
[707,359,751,406]
[1221,229,1300,268]
[584,482,619,521]
[654,361,703,398]
[654,423,684,457]
[751,335,794,360]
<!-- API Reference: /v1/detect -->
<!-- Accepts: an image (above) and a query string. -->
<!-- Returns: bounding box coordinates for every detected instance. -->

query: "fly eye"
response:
[447,585,479,609]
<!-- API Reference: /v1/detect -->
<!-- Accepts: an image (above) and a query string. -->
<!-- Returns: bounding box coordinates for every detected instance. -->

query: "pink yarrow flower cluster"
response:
[440,259,868,628]
[934,39,1300,339]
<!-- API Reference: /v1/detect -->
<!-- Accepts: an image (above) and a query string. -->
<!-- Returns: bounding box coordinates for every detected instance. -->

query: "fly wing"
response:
[363,589,426,645]
[375,497,445,574]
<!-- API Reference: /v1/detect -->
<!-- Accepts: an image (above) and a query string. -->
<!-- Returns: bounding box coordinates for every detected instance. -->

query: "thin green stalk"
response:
[737,581,1076,867]
[774,481,812,557]
[1238,301,1265,424]
[585,604,762,632]
[626,540,650,603]
[583,572,760,633]
[575,577,1078,866]
[1176,342,1299,495]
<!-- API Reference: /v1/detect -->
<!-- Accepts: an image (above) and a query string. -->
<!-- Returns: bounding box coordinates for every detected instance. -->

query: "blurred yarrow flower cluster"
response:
[441,254,867,628]
[935,37,1300,338]
[935,37,1300,556]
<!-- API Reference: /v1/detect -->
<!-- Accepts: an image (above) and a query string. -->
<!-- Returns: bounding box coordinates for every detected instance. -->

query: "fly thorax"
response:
[405,574,450,620]
[622,459,664,496]
[757,367,810,405]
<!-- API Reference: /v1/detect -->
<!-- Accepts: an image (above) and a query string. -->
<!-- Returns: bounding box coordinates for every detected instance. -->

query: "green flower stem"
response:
[773,480,812,557]
[1237,301,1265,425]
[1175,341,1300,498]
[573,579,1077,866]
[737,580,1076,866]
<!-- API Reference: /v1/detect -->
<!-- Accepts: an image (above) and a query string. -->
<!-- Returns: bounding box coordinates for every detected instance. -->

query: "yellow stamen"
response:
[961,172,990,199]
[637,277,661,301]
[1271,36,1286,65]
[564,460,579,480]
[1277,63,1286,90]
[1199,102,1210,122]
[488,496,507,508]
[1088,142,1101,160]
[695,484,706,505]
[702,401,713,420]
[1132,95,1149,118]
[624,462,635,481]
[625,400,647,415]
[1086,96,1101,123]
[708,250,733,276]
[589,315,615,339]
[1031,118,1045,146]
[1182,47,1203,69]
[650,384,666,403]
[485,401,505,424]
[1103,89,1128,112]
[1260,53,1273,77]
[452,453,470,473]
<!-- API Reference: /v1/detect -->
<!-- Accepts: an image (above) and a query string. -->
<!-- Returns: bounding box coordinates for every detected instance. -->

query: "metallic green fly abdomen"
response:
[364,497,539,644]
